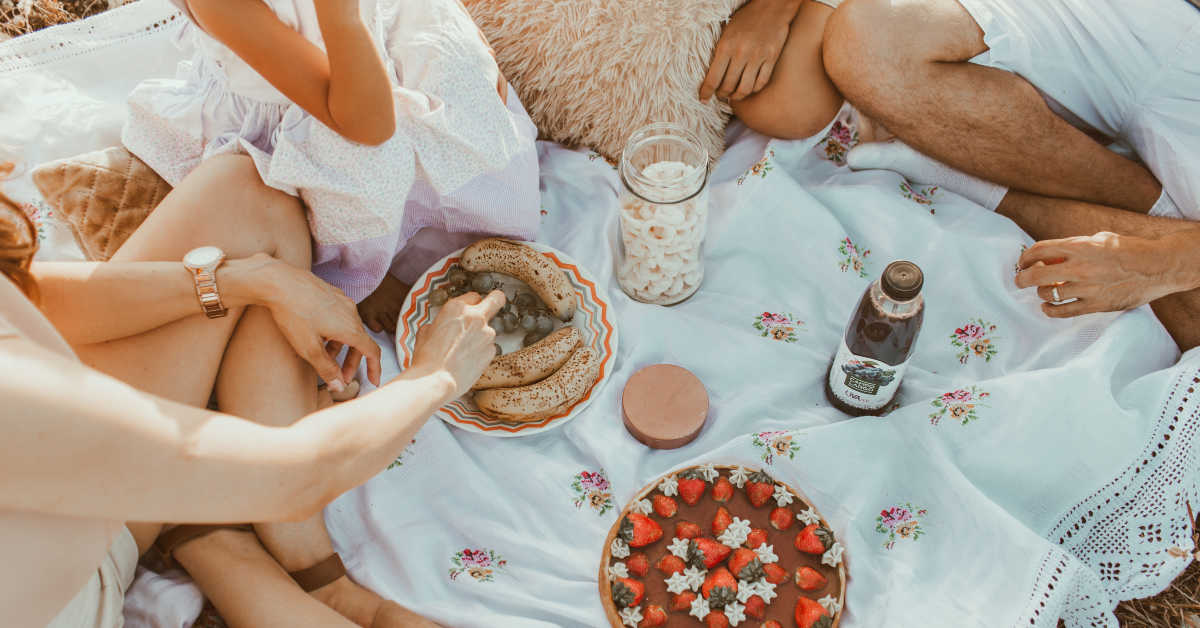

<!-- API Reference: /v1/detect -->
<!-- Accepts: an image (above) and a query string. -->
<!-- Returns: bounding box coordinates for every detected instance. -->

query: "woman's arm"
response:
[186,0,395,145]
[0,291,503,523]
[33,254,384,390]
[34,256,271,345]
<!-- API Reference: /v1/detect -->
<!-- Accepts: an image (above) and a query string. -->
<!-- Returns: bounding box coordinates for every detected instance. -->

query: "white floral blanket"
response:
[3,2,1200,627]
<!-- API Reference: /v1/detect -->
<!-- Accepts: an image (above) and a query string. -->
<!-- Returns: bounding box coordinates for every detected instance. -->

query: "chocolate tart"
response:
[598,465,847,627]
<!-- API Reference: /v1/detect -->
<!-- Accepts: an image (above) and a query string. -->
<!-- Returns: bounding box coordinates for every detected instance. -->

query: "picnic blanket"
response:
[3,2,1200,626]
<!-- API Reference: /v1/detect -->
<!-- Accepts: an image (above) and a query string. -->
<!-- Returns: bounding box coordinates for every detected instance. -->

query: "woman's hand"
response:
[408,291,505,399]
[1014,232,1197,317]
[239,254,382,390]
[700,0,801,102]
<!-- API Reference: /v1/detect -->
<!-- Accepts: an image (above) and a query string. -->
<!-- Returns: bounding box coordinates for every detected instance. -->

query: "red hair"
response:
[0,171,39,302]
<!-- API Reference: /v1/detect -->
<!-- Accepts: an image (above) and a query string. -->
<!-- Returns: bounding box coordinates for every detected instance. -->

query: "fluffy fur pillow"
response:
[464,0,744,162]
[31,147,171,261]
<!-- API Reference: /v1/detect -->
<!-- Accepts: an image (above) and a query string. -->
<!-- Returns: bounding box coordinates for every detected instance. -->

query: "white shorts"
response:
[957,0,1200,219]
[46,526,139,628]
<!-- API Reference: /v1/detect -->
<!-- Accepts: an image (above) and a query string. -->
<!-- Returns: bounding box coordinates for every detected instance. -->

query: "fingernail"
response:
[328,379,345,394]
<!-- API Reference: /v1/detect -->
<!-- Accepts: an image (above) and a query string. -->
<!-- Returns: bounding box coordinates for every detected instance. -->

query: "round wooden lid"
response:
[621,364,708,449]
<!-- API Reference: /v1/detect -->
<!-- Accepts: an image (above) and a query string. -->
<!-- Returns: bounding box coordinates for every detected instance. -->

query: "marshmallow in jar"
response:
[615,123,709,305]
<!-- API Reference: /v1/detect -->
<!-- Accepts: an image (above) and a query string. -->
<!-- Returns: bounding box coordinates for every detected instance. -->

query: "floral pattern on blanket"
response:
[737,150,775,185]
[752,430,801,464]
[900,182,939,213]
[571,469,615,515]
[818,120,859,166]
[876,503,927,549]
[838,237,871,278]
[951,319,999,364]
[929,387,991,426]
[754,311,804,343]
[19,200,52,243]
[1014,244,1028,274]
[386,439,417,470]
[449,548,507,582]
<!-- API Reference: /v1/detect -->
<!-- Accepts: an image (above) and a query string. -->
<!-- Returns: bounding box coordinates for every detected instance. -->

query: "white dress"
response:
[122,0,541,300]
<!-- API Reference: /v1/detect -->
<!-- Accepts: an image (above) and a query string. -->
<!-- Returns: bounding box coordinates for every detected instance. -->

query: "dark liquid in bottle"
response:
[826,261,925,416]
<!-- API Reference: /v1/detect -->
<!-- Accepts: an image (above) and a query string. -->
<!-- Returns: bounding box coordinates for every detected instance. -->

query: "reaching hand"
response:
[409,291,505,399]
[1014,232,1183,318]
[251,255,382,390]
[700,0,798,102]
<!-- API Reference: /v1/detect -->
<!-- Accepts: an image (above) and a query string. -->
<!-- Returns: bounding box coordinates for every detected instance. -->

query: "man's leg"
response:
[997,191,1200,350]
[822,0,1162,212]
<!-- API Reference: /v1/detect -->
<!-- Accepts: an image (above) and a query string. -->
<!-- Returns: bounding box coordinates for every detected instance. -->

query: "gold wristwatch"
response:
[183,246,228,319]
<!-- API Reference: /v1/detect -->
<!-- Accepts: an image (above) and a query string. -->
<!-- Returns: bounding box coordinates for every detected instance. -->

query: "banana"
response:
[472,326,582,390]
[461,238,577,321]
[474,347,601,422]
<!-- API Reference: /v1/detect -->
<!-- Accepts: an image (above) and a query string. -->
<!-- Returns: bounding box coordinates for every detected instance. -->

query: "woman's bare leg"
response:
[173,528,355,628]
[218,305,436,623]
[75,154,312,405]
[73,155,354,624]
[732,1,843,140]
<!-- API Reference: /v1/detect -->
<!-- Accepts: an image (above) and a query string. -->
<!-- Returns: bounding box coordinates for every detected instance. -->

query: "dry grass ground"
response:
[1,1,1196,626]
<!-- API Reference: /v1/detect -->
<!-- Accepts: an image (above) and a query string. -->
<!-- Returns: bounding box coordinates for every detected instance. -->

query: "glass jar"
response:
[615,123,710,305]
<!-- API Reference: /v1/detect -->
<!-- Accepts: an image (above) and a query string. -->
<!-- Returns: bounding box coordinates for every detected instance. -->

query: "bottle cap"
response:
[621,364,709,449]
[882,261,923,301]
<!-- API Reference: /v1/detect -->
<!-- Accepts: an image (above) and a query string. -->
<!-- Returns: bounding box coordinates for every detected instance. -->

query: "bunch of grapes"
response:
[841,361,896,386]
[430,266,558,351]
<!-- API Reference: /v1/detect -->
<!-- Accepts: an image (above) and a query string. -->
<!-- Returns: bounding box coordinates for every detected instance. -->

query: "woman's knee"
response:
[734,91,840,141]
[183,155,311,267]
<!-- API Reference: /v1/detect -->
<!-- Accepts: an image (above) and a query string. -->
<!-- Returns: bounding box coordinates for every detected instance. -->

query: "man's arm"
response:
[1008,191,1200,321]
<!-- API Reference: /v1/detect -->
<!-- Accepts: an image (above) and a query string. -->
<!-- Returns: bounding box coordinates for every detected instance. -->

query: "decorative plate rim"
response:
[396,242,618,437]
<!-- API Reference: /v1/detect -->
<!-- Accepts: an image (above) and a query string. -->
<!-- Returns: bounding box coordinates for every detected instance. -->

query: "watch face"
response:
[184,246,223,269]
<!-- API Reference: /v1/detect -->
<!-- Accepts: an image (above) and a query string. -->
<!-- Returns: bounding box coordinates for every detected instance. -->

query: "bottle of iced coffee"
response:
[826,261,925,416]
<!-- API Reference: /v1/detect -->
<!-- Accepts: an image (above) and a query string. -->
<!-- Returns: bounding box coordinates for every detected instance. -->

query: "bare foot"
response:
[356,274,411,334]
[311,576,442,628]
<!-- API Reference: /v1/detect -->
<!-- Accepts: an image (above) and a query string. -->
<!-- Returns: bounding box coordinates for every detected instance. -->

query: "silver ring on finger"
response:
[1051,286,1061,302]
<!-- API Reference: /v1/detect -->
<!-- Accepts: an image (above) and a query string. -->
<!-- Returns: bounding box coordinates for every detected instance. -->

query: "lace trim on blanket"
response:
[1020,367,1200,626]
[0,3,181,74]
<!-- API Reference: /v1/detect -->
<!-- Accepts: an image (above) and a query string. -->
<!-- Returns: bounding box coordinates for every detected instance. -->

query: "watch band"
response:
[193,267,227,318]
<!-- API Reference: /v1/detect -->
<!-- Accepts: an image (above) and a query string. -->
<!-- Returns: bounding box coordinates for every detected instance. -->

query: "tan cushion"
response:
[31,147,171,261]
[464,0,743,163]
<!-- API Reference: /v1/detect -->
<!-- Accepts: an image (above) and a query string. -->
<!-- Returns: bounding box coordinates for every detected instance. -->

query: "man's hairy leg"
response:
[824,0,1162,212]
[999,191,1200,350]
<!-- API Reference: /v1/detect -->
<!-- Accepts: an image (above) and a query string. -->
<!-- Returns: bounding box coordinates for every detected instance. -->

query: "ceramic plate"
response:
[396,242,618,436]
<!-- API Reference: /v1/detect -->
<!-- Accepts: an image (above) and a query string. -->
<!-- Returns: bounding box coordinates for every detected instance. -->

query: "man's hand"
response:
[700,0,801,102]
[1014,232,1193,318]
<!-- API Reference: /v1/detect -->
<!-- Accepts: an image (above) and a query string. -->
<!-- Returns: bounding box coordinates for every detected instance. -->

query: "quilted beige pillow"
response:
[464,0,743,163]
[31,147,171,261]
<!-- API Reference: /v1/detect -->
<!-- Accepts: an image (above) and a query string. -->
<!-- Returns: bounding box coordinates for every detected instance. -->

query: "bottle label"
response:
[828,339,908,410]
